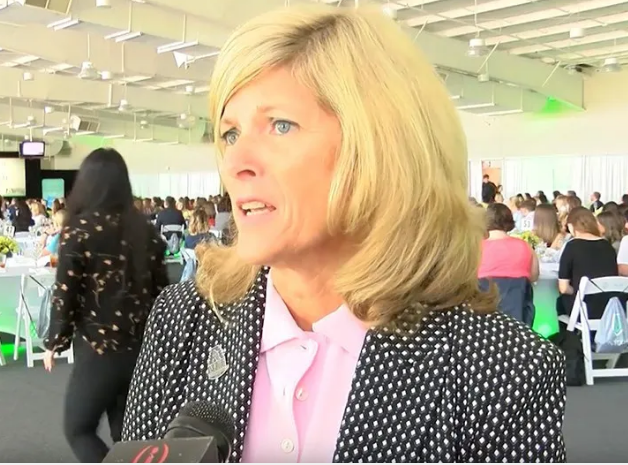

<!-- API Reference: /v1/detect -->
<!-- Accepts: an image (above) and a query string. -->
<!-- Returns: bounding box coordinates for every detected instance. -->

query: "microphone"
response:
[103,401,235,463]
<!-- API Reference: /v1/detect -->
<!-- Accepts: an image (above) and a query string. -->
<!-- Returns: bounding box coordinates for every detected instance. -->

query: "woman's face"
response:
[219,66,341,265]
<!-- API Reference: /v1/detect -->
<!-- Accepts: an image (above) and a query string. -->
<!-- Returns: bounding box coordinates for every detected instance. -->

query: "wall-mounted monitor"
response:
[19,140,45,158]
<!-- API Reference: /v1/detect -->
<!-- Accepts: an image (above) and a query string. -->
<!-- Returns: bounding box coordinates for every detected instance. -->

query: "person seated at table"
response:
[39,209,68,258]
[31,202,48,228]
[534,203,566,250]
[518,199,536,232]
[12,199,33,233]
[597,211,625,253]
[155,196,186,241]
[558,207,618,319]
[184,208,217,250]
[479,203,539,283]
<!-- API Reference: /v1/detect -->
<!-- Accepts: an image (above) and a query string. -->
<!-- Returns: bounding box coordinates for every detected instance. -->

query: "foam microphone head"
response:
[164,401,235,462]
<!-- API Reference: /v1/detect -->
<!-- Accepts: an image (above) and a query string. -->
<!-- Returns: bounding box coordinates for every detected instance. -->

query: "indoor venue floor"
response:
[0,353,626,462]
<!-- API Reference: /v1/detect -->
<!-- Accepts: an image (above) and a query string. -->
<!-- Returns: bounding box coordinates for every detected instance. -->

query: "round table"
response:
[532,262,560,338]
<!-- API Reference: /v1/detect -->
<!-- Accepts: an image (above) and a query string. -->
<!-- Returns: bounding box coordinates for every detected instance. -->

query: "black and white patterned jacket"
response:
[122,269,566,462]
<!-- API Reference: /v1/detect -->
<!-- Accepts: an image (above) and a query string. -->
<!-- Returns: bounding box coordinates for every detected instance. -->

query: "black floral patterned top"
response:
[44,211,169,354]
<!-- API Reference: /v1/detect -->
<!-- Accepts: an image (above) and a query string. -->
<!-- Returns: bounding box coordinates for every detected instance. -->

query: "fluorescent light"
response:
[116,31,141,43]
[76,131,96,135]
[105,30,142,42]
[456,103,495,110]
[482,109,523,116]
[102,134,125,139]
[47,18,79,31]
[135,138,154,143]
[157,41,199,54]
[451,95,461,100]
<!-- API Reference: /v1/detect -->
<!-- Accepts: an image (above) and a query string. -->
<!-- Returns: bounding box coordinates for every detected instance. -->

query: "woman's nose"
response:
[222,137,263,180]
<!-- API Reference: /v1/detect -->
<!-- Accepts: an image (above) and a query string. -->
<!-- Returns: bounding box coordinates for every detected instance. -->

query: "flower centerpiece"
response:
[0,236,19,257]
[510,230,542,249]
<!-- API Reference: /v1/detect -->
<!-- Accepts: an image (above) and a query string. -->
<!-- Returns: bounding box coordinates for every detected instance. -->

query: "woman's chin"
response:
[235,240,277,266]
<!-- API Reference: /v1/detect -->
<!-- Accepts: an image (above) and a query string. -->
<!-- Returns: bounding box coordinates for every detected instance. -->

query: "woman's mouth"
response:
[240,201,276,216]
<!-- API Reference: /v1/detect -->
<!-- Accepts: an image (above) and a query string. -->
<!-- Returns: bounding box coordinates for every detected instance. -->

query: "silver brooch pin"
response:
[207,345,229,380]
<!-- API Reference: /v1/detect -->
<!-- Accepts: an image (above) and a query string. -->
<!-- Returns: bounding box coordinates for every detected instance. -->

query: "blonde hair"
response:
[53,209,67,228]
[189,208,210,235]
[198,5,495,327]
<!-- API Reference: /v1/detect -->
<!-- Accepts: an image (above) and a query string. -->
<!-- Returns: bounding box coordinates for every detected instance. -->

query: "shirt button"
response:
[295,387,308,401]
[281,439,294,453]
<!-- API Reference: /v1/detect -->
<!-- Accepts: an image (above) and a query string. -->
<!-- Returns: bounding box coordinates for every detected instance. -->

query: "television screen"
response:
[19,140,45,158]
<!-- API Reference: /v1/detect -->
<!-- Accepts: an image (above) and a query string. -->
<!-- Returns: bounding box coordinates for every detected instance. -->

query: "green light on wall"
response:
[537,97,584,116]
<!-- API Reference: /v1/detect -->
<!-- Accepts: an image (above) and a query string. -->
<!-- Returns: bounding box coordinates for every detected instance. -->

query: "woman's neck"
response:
[270,263,344,331]
[574,232,601,240]
[487,230,509,239]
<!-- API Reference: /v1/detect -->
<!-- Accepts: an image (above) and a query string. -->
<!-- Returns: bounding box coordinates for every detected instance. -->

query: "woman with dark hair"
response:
[12,199,33,232]
[42,148,169,462]
[478,203,539,282]
[558,207,618,318]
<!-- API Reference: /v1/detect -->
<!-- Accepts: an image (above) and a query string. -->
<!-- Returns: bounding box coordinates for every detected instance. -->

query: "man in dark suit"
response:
[481,174,497,204]
[155,196,185,240]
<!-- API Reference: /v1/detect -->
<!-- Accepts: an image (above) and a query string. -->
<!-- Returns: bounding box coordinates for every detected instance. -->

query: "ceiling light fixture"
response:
[569,27,585,39]
[467,38,489,57]
[100,71,112,80]
[600,57,622,73]
[22,72,34,81]
[78,61,99,79]
[118,99,130,112]
[47,18,79,31]
[157,41,199,54]
[105,30,142,43]
[96,0,112,6]
[382,4,397,19]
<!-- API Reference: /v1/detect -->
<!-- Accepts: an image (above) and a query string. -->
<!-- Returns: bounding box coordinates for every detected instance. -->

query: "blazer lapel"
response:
[192,269,268,463]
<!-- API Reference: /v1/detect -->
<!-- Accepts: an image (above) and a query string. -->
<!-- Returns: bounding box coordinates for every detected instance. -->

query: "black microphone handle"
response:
[165,415,232,462]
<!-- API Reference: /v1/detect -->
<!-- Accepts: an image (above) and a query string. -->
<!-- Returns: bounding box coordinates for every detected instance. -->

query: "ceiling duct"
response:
[69,115,100,133]
[0,103,206,144]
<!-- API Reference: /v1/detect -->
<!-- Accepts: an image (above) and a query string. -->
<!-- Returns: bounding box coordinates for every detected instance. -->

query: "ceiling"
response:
[0,0,617,145]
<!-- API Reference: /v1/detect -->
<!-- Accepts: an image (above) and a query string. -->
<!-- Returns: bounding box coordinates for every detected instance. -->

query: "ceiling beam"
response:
[410,30,584,108]
[4,0,584,108]
[0,67,209,117]
[0,24,214,83]
[0,102,206,143]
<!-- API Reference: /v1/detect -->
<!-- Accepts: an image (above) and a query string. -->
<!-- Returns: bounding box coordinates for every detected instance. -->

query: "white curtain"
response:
[468,159,483,201]
[500,154,627,203]
[130,171,222,198]
[577,155,628,203]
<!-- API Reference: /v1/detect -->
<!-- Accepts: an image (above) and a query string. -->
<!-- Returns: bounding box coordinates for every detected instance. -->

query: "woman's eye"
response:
[272,120,294,135]
[221,130,239,146]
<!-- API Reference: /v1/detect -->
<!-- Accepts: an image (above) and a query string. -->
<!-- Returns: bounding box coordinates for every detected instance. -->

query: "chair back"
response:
[479,277,535,326]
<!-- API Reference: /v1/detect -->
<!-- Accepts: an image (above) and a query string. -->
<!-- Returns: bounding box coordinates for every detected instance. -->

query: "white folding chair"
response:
[161,225,185,264]
[13,273,74,368]
[0,336,6,367]
[559,276,628,385]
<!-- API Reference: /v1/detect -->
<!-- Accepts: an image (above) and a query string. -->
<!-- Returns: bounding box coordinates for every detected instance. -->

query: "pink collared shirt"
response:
[241,273,368,463]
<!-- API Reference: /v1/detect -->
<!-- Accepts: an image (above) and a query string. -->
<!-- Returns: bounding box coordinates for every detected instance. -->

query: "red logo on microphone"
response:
[131,444,170,463]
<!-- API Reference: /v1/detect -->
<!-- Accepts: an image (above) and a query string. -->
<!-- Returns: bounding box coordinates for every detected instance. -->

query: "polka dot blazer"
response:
[122,269,566,462]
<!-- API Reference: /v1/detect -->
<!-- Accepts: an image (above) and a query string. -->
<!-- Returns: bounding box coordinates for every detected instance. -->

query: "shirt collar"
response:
[260,272,368,358]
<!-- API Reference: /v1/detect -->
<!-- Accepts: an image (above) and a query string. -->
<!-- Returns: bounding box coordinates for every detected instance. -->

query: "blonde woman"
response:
[184,208,216,249]
[122,7,565,462]
[40,209,67,257]
[31,201,47,228]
